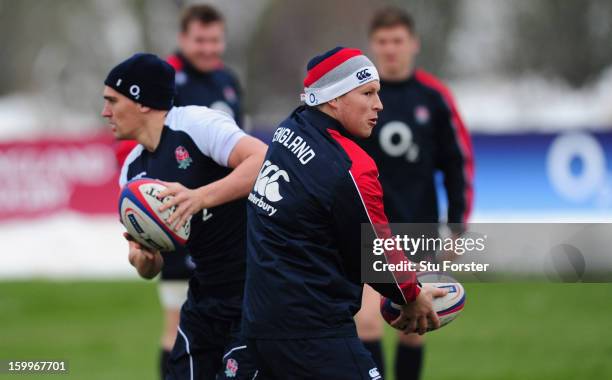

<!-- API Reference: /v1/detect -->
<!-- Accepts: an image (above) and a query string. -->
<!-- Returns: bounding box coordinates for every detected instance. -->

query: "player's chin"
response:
[113,129,128,140]
[365,120,379,135]
[359,125,374,138]
[195,57,221,72]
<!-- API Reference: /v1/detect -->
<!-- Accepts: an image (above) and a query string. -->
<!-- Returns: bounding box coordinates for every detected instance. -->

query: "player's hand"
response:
[124,233,163,279]
[157,181,204,231]
[391,285,448,335]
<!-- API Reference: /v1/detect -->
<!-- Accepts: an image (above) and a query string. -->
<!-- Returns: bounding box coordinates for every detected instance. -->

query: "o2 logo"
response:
[129,85,141,99]
[547,132,609,204]
[378,121,419,162]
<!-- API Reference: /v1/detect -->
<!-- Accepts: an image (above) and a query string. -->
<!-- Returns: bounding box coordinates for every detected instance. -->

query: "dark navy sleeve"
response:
[415,70,474,228]
[434,99,471,229]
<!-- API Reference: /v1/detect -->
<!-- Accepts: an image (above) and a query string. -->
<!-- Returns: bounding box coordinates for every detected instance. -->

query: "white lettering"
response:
[272,129,317,165]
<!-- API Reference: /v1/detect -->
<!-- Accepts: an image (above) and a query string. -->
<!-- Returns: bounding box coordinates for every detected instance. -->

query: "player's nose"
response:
[101,104,112,118]
[373,94,383,111]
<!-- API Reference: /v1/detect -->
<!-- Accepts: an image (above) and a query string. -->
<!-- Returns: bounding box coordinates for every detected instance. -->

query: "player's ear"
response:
[138,104,152,113]
[327,98,340,110]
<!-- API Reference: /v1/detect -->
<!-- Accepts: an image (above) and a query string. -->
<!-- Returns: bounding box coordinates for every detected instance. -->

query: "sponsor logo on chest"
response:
[248,160,290,216]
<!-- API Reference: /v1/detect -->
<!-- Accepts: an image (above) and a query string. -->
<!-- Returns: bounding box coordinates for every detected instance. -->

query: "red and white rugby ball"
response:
[380,272,465,331]
[119,178,190,252]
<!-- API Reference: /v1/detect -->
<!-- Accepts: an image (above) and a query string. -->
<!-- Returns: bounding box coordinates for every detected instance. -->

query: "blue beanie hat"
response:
[104,53,176,110]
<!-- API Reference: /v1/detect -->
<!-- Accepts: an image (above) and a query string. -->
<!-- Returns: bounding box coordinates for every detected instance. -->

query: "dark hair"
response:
[180,4,224,32]
[369,6,415,35]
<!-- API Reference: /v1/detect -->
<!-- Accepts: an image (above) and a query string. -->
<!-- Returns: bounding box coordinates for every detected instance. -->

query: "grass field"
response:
[1,281,611,380]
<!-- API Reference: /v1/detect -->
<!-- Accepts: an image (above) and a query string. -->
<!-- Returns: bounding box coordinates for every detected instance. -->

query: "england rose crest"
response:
[414,105,430,125]
[175,146,193,169]
[224,358,238,377]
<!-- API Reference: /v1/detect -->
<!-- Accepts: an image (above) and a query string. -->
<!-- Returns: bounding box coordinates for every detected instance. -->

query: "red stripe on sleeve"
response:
[303,48,362,87]
[328,129,420,302]
[415,69,474,222]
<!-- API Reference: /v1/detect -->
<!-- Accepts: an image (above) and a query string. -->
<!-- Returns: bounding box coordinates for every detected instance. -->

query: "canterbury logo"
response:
[369,367,382,380]
[254,160,290,202]
[356,69,372,81]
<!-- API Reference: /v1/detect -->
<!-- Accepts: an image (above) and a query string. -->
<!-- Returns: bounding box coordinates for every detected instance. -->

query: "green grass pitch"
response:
[1,281,611,379]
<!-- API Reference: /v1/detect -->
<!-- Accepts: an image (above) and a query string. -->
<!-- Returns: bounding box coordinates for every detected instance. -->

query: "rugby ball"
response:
[380,272,465,331]
[119,178,190,252]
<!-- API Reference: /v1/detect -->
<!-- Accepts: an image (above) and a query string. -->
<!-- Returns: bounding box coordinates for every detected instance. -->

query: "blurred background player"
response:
[167,4,242,123]
[112,4,244,378]
[103,53,265,379]
[357,7,474,380]
[242,47,447,379]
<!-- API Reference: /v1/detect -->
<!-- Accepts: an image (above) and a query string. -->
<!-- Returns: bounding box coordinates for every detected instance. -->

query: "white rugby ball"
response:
[417,272,466,329]
[380,272,465,331]
[119,178,190,252]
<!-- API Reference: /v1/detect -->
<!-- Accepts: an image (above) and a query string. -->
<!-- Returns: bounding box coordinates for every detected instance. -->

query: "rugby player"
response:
[112,6,245,377]
[242,47,447,379]
[357,7,474,379]
[167,4,243,122]
[102,53,266,379]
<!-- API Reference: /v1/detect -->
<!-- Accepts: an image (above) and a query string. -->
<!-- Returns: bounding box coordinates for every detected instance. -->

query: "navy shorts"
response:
[247,336,382,380]
[166,278,257,380]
